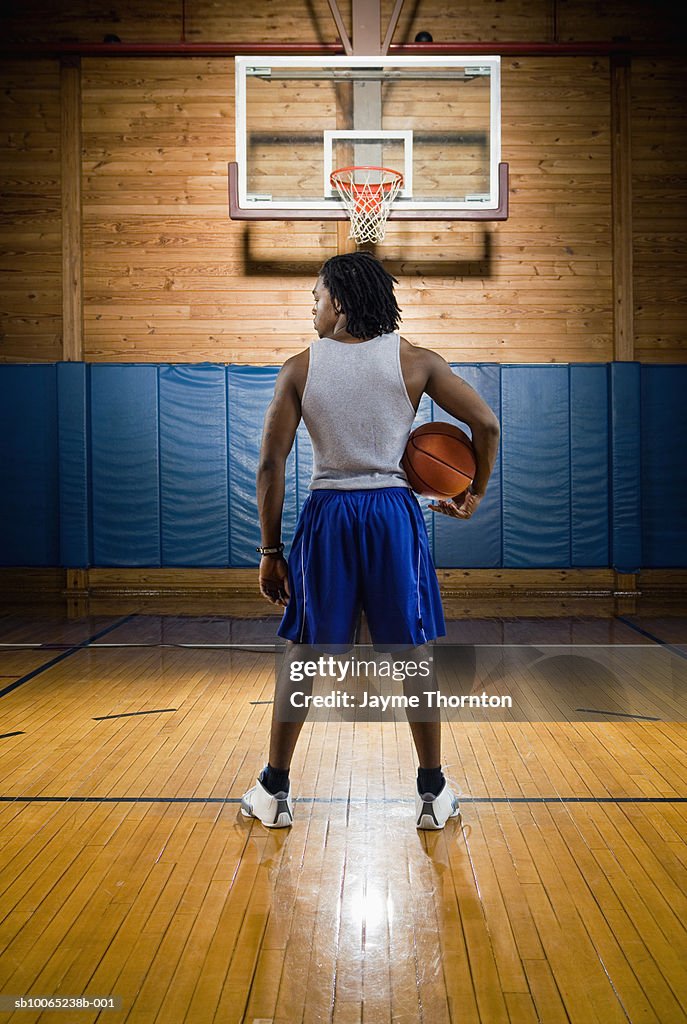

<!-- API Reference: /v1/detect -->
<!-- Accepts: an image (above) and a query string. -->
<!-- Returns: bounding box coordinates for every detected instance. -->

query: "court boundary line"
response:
[0,795,684,804]
[0,615,139,699]
[617,616,687,660]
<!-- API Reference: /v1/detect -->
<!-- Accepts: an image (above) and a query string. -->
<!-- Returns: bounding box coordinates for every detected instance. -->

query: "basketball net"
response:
[330,166,403,244]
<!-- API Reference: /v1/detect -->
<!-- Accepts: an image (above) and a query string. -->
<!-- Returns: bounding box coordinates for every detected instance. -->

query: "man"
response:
[241,252,500,830]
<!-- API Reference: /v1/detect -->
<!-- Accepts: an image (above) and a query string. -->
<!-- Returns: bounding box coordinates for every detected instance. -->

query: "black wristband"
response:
[256,542,284,556]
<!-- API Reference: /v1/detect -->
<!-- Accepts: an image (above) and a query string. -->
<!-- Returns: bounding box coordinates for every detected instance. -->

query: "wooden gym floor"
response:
[0,601,685,1024]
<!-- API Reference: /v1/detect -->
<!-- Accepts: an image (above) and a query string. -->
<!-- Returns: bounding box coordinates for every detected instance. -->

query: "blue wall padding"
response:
[227,366,285,565]
[159,364,229,566]
[57,362,90,567]
[569,365,610,566]
[1,362,686,570]
[501,365,571,567]
[0,365,59,566]
[90,365,161,566]
[641,366,687,566]
[433,365,503,568]
[610,362,642,573]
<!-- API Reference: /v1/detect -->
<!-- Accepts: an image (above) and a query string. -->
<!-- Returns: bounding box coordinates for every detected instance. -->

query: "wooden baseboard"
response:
[434,568,617,597]
[0,568,67,603]
[639,569,687,594]
[0,567,684,610]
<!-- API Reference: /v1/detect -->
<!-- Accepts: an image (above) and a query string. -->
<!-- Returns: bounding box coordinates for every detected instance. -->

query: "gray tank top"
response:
[301,332,416,490]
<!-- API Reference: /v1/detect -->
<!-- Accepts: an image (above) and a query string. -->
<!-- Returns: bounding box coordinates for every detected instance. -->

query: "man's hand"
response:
[428,489,482,520]
[259,555,290,606]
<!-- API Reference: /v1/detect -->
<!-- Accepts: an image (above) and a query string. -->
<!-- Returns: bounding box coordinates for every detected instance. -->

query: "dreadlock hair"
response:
[318,251,401,340]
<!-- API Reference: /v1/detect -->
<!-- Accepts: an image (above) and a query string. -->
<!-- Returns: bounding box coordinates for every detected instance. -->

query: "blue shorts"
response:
[278,488,445,648]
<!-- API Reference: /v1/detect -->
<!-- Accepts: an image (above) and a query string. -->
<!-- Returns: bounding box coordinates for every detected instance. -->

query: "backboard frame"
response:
[229,54,509,222]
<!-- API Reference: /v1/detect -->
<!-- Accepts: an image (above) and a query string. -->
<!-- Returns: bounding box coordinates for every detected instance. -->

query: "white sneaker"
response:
[240,772,293,828]
[415,781,461,830]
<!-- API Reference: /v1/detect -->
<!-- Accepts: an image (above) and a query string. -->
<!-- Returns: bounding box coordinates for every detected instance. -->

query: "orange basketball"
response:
[401,422,476,499]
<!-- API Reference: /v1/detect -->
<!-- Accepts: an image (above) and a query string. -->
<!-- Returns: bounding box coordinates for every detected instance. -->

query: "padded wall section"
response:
[90,365,161,567]
[57,362,90,567]
[227,366,285,565]
[610,363,642,573]
[433,365,502,569]
[569,365,610,566]
[1,362,684,571]
[0,365,59,566]
[159,364,229,566]
[641,365,687,567]
[501,366,572,567]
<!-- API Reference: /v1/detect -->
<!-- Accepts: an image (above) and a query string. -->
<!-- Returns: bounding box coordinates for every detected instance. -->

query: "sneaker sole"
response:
[416,807,462,831]
[240,806,293,828]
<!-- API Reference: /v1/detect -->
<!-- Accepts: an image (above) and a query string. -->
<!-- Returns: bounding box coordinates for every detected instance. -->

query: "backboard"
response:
[229,55,507,222]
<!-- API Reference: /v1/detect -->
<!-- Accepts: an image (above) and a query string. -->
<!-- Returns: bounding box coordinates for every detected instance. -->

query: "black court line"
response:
[617,616,687,660]
[91,643,275,652]
[575,707,660,721]
[0,643,277,652]
[0,732,24,740]
[0,795,684,804]
[250,700,274,705]
[0,615,139,700]
[93,708,177,721]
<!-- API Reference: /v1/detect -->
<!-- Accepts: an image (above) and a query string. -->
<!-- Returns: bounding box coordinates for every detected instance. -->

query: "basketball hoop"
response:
[330,166,403,244]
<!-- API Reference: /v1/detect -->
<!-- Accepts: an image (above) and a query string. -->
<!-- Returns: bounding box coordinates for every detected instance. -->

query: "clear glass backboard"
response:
[229,55,507,221]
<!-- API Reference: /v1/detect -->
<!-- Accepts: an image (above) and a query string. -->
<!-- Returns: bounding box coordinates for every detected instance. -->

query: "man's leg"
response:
[268,640,311,771]
[246,494,362,828]
[407,720,441,769]
[399,645,460,829]
[356,484,458,831]
[240,641,313,828]
[400,644,442,771]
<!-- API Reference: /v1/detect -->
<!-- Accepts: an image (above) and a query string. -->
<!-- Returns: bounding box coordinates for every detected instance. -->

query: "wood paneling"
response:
[80,57,338,362]
[557,0,687,44]
[386,57,613,362]
[632,59,687,363]
[379,0,552,45]
[0,32,685,366]
[2,566,684,612]
[0,0,681,58]
[2,0,683,47]
[60,59,84,360]
[77,56,615,363]
[0,0,182,44]
[611,56,634,360]
[0,61,62,362]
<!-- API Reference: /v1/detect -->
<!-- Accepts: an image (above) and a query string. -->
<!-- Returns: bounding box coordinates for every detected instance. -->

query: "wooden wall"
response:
[0,61,62,361]
[3,0,684,45]
[632,59,687,363]
[0,0,685,365]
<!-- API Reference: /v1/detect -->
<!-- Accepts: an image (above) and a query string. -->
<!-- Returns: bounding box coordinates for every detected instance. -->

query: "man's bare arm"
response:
[424,352,500,492]
[423,351,500,515]
[257,358,303,546]
[256,357,304,605]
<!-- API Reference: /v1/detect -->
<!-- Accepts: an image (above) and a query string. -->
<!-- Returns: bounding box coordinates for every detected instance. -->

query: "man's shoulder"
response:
[278,347,310,395]
[282,347,310,372]
[399,336,445,370]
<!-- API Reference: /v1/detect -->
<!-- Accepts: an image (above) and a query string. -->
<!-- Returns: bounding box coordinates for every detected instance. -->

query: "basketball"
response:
[402,422,477,499]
